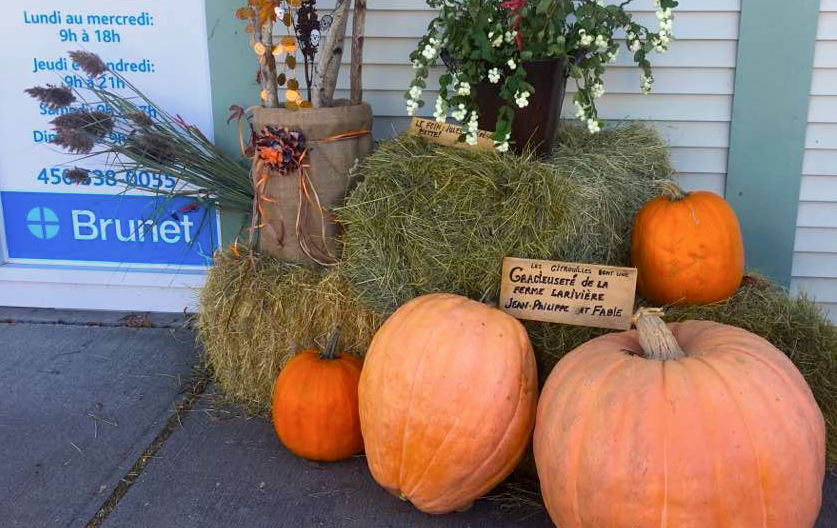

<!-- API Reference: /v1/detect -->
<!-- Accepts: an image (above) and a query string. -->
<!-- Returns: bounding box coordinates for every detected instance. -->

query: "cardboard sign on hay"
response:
[500,257,637,330]
[253,103,374,266]
[408,117,494,151]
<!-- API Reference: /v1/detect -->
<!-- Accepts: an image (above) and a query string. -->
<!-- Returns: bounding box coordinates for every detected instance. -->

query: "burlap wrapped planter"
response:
[253,102,374,266]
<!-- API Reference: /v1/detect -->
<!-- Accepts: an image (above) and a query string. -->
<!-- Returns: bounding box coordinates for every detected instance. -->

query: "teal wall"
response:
[204,0,259,244]
[726,0,821,287]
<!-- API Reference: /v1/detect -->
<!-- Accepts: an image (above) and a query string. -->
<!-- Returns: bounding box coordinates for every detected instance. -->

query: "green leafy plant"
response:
[406,0,678,151]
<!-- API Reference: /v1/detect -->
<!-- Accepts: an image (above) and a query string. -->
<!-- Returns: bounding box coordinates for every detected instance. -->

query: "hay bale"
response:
[338,123,672,316]
[197,250,380,415]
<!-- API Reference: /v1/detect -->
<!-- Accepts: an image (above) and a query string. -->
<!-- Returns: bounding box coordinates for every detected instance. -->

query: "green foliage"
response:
[406,0,680,145]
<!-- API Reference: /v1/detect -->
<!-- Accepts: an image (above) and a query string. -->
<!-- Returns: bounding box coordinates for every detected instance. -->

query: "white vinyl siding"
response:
[792,1,837,324]
[323,0,740,197]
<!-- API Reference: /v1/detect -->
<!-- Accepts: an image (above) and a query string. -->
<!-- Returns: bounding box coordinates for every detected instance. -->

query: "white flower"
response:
[467,111,479,131]
[487,67,501,84]
[451,103,467,121]
[654,39,667,53]
[656,7,675,41]
[409,85,423,100]
[574,100,587,120]
[578,29,594,47]
[594,34,609,50]
[627,31,636,40]
[629,39,642,52]
[433,96,447,123]
[406,99,420,116]
[607,48,619,63]
[640,74,653,94]
[464,111,480,144]
[494,132,511,152]
[507,58,517,70]
[587,118,601,134]
[590,82,605,99]
[514,90,530,108]
[421,44,438,60]
[492,34,504,48]
[488,31,495,40]
[595,0,605,5]
[504,30,517,43]
[457,81,471,96]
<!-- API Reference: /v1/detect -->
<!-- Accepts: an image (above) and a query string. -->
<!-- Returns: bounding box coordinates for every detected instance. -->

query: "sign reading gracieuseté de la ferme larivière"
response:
[499,257,638,330]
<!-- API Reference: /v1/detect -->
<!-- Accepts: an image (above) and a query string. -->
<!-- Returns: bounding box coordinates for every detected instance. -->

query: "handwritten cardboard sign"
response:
[408,117,494,151]
[499,257,638,330]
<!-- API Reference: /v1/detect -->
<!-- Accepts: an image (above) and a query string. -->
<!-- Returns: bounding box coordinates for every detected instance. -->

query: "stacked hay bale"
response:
[337,124,671,315]
[198,124,837,466]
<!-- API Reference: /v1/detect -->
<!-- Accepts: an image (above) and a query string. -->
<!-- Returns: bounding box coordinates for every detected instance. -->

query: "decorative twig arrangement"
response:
[239,0,366,109]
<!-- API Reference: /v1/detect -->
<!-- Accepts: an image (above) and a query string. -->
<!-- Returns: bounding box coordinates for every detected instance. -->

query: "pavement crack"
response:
[84,368,211,528]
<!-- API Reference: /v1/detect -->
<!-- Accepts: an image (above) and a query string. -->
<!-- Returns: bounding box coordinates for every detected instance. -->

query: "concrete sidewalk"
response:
[0,307,834,528]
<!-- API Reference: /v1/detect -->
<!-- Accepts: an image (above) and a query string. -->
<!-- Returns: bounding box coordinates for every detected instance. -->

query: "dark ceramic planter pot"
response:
[476,58,568,157]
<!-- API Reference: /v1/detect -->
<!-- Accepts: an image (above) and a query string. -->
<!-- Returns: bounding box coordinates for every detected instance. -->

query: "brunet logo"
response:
[26,206,195,244]
[71,210,195,244]
[26,206,60,240]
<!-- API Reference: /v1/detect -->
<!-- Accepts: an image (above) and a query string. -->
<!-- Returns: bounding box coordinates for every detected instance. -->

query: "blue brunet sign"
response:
[0,0,216,310]
[1,192,217,266]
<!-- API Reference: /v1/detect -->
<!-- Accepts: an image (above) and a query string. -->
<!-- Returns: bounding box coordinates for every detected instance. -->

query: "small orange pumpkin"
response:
[534,308,825,528]
[358,293,538,514]
[271,328,363,462]
[631,181,744,305]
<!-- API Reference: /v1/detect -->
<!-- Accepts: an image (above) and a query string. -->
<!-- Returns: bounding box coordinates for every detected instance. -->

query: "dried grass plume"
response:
[24,85,75,110]
[69,50,107,77]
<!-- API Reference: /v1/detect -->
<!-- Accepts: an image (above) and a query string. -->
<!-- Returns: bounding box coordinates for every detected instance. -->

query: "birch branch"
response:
[350,0,366,105]
[262,20,280,108]
[312,0,351,107]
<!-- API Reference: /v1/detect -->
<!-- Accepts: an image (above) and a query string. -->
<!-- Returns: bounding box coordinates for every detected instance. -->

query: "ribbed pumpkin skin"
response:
[272,350,363,462]
[631,191,744,305]
[534,320,826,528]
[358,293,538,514]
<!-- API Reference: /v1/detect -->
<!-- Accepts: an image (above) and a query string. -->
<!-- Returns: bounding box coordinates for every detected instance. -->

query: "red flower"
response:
[500,0,527,51]
[500,0,526,10]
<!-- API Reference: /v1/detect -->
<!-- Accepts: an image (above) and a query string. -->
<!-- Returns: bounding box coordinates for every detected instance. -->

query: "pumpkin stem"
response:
[659,180,688,202]
[631,308,686,361]
[320,326,342,360]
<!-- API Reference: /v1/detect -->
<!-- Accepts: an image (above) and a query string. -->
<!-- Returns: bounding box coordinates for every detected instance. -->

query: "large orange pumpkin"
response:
[272,329,364,462]
[358,293,538,514]
[631,181,744,305]
[534,308,826,528]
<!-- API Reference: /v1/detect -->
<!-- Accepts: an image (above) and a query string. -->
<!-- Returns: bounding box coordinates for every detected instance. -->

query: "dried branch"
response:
[262,20,280,108]
[312,0,351,107]
[350,0,367,105]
